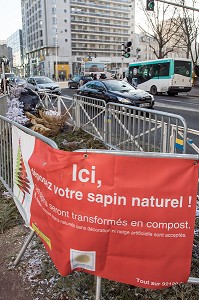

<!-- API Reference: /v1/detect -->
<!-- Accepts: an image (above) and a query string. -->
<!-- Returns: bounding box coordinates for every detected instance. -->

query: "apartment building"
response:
[7,30,24,76]
[21,0,135,78]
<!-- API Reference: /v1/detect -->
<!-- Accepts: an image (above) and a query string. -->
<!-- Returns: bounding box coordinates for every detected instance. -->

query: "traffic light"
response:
[122,41,132,58]
[146,0,154,11]
[0,57,9,65]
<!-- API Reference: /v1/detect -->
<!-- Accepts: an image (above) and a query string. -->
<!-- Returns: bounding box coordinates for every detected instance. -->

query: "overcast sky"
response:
[0,0,143,41]
[0,0,22,40]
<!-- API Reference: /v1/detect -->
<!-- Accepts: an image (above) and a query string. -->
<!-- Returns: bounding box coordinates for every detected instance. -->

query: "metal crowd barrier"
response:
[38,92,76,127]
[0,115,58,194]
[0,94,199,299]
[39,93,199,155]
[73,94,188,154]
[0,94,8,117]
[38,94,195,155]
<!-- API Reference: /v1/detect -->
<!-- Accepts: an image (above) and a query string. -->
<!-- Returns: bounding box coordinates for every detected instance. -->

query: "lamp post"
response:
[54,1,58,81]
[20,45,27,77]
[55,34,58,81]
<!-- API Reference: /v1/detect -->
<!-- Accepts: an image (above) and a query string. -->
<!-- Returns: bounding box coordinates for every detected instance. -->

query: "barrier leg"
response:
[14,230,35,266]
[95,276,102,300]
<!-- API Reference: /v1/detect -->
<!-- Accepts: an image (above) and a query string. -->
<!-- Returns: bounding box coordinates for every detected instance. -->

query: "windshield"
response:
[35,77,54,84]
[83,76,92,80]
[174,60,191,77]
[16,78,26,83]
[104,80,135,92]
[72,76,80,81]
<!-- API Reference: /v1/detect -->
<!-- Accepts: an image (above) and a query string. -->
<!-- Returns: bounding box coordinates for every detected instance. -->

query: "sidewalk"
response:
[56,80,68,89]
[187,86,199,97]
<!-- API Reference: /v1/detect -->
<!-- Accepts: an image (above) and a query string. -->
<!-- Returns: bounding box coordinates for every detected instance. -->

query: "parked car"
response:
[1,72,15,81]
[9,76,27,87]
[68,75,93,89]
[99,73,107,79]
[77,79,155,109]
[26,76,61,95]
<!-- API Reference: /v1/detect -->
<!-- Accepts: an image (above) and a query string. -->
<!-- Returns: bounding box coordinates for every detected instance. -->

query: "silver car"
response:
[26,76,61,95]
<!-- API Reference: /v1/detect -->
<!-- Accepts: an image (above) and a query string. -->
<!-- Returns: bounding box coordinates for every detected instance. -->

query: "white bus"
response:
[126,58,192,95]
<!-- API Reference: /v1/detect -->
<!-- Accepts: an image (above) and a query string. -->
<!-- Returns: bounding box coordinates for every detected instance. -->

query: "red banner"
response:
[15,136,198,289]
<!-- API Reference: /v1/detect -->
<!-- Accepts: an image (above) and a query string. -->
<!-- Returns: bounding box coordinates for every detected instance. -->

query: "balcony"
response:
[70,0,131,11]
[71,29,129,36]
[71,20,129,28]
[71,11,130,21]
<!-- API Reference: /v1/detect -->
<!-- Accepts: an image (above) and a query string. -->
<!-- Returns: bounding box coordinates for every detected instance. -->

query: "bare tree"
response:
[174,0,199,65]
[137,0,184,58]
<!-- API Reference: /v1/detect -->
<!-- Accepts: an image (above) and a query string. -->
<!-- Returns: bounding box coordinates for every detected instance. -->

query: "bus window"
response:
[174,60,191,77]
[148,66,153,78]
[153,62,170,77]
[137,65,152,83]
[159,63,170,76]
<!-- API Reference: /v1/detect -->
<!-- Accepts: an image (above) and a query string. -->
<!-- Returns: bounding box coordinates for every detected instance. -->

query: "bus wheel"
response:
[150,85,157,95]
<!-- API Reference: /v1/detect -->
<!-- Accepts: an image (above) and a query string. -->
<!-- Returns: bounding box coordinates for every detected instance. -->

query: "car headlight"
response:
[117,97,131,104]
[39,85,46,89]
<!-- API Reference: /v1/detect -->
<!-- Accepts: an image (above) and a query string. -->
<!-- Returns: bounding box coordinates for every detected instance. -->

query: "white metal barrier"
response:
[39,94,199,155]
[1,93,199,299]
[73,94,188,154]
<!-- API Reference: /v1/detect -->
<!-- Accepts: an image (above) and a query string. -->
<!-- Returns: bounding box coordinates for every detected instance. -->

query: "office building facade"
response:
[21,0,135,78]
[7,30,24,76]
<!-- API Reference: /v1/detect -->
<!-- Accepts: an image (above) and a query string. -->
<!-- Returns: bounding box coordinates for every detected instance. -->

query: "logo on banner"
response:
[70,249,96,271]
[14,139,31,204]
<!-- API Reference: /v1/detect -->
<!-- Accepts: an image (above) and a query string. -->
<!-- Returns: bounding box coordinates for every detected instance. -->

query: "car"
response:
[9,76,27,87]
[99,73,107,79]
[68,75,93,89]
[26,76,61,95]
[77,79,155,109]
[1,72,15,81]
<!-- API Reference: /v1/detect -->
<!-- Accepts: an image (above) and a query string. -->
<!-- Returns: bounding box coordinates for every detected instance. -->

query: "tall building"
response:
[7,30,24,76]
[21,0,135,78]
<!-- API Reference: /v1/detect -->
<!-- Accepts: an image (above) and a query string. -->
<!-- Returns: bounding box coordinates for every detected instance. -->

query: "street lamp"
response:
[21,47,26,77]
[55,32,58,81]
[54,1,58,81]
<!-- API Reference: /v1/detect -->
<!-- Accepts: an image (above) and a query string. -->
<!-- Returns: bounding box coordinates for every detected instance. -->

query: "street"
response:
[155,93,199,131]
[61,85,199,154]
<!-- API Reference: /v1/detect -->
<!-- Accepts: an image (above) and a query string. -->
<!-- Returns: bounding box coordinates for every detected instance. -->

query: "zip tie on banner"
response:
[84,148,88,158]
[194,154,199,165]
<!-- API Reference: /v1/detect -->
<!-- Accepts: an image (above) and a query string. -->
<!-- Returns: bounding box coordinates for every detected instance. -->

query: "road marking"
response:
[157,97,199,105]
[156,102,199,113]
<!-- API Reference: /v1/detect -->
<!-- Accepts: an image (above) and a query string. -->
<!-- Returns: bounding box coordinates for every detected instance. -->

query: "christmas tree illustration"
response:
[14,139,31,204]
